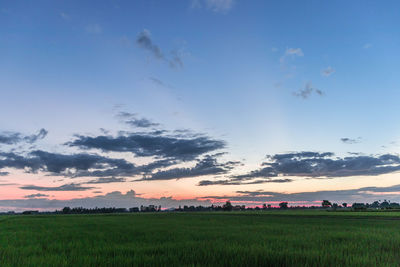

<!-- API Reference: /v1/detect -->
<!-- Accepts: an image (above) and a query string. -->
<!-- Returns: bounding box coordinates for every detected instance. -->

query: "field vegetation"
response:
[1,211,400,266]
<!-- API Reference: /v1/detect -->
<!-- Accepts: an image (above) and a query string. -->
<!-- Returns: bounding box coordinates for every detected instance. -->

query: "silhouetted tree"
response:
[381,200,390,209]
[370,201,380,208]
[322,200,332,208]
[223,201,233,211]
[62,207,71,214]
[279,202,288,209]
[352,203,366,211]
[342,203,347,208]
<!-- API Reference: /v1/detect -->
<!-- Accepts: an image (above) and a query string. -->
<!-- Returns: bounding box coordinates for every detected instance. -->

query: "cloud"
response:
[341,137,362,144]
[24,193,49,199]
[363,43,372,49]
[24,129,48,143]
[67,132,226,162]
[199,151,400,185]
[136,30,163,59]
[20,183,95,191]
[138,155,239,181]
[322,66,335,77]
[0,123,229,182]
[0,132,20,145]
[0,129,47,145]
[198,178,292,186]
[149,77,169,88]
[191,0,234,13]
[279,47,304,66]
[0,150,138,178]
[5,184,400,211]
[293,81,324,99]
[169,49,184,68]
[85,177,126,184]
[136,30,184,68]
[60,12,69,20]
[285,48,304,57]
[125,118,160,128]
[203,184,400,205]
[85,24,102,34]
[0,189,212,212]
[0,183,18,186]
[0,171,9,176]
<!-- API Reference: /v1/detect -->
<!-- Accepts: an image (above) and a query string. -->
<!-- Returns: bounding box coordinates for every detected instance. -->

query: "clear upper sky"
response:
[1,0,400,211]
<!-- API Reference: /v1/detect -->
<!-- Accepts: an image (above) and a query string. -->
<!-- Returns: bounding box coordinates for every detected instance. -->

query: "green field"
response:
[2,211,400,266]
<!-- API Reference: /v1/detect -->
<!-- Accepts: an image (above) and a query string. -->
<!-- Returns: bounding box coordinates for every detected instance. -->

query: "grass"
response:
[1,211,400,266]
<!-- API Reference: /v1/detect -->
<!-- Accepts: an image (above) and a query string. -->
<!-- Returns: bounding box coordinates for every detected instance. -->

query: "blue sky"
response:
[1,0,400,210]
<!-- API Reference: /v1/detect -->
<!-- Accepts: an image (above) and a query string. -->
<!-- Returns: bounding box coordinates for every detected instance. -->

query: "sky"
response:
[1,0,400,211]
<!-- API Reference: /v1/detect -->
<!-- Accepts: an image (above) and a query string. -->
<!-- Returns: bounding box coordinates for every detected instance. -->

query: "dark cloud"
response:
[67,132,226,161]
[138,155,239,181]
[341,137,362,144]
[24,129,48,143]
[136,30,163,59]
[125,118,160,128]
[116,112,160,128]
[20,183,95,191]
[0,132,21,145]
[116,112,137,119]
[293,82,324,99]
[202,184,400,204]
[198,178,292,186]
[0,171,9,176]
[24,193,49,199]
[85,177,126,184]
[0,150,138,178]
[0,129,47,145]
[136,30,183,69]
[199,151,400,186]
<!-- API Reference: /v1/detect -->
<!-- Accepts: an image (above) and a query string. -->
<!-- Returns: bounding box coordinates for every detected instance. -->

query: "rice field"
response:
[1,211,400,266]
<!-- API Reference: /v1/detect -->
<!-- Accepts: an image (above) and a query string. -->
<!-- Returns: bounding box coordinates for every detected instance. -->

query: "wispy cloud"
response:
[341,137,362,144]
[20,183,95,192]
[136,30,184,69]
[363,43,372,49]
[0,129,48,145]
[191,0,234,13]
[24,193,49,199]
[60,12,69,20]
[85,24,102,34]
[285,48,304,57]
[280,47,304,66]
[293,81,324,99]
[116,112,160,128]
[85,177,126,184]
[322,66,335,77]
